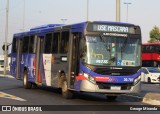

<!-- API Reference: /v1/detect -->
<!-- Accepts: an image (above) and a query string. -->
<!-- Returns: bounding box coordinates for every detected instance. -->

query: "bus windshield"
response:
[80,36,141,67]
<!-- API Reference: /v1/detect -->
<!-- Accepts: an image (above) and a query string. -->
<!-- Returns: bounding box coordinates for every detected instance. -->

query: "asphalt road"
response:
[0,76,159,114]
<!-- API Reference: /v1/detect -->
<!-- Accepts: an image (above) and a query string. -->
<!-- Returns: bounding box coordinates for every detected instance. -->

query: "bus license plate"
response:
[110,86,121,90]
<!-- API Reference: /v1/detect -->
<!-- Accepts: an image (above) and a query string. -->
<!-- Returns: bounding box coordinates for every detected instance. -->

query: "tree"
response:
[148,26,160,42]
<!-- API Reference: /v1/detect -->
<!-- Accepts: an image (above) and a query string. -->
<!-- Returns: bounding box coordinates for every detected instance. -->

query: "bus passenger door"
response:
[35,36,44,85]
[16,38,22,79]
[68,33,80,89]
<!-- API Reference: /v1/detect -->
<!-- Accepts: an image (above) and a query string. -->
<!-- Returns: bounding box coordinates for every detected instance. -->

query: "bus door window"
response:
[29,35,36,53]
[70,33,80,86]
[35,36,44,84]
[60,31,69,54]
[28,35,37,78]
[16,38,23,79]
[22,36,29,53]
[45,33,53,54]
[52,33,59,54]
[12,37,17,53]
[40,36,44,53]
[10,37,17,76]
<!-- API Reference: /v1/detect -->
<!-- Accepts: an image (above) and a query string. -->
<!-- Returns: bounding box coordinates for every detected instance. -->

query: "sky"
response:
[0,0,160,54]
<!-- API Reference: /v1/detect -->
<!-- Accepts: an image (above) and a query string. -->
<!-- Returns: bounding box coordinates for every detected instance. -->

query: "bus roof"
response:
[93,21,134,26]
[13,21,137,37]
[143,42,160,45]
[30,24,63,31]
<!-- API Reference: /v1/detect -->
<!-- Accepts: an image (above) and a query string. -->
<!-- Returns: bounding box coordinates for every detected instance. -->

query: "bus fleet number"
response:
[124,78,134,82]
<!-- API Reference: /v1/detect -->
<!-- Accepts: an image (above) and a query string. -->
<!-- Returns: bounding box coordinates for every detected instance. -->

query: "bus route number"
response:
[124,78,134,82]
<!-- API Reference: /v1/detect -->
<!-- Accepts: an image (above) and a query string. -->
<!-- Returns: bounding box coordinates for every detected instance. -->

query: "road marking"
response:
[0,92,26,101]
[0,74,14,78]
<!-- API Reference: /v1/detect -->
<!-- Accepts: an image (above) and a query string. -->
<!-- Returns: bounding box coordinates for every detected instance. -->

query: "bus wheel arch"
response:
[61,74,74,99]
[23,69,32,89]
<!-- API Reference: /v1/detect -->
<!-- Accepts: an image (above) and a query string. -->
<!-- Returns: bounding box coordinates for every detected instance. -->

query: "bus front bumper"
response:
[80,80,141,94]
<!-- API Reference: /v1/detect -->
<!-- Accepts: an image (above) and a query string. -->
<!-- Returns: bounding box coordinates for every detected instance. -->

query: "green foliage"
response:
[148,26,160,42]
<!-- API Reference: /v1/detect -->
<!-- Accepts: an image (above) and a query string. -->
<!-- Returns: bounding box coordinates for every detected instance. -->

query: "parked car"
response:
[141,67,160,83]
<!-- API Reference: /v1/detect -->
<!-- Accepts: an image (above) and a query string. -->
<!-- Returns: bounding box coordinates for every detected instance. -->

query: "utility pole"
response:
[22,0,25,31]
[4,0,9,75]
[87,0,89,21]
[124,2,131,22]
[116,0,120,22]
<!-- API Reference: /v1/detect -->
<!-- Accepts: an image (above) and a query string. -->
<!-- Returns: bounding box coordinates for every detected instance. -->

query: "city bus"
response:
[142,42,160,67]
[10,21,142,100]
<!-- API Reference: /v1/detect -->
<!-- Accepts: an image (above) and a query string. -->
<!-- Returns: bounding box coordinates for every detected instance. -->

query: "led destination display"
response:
[87,23,138,34]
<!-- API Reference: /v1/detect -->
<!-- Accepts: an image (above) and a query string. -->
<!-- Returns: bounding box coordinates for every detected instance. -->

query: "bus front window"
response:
[80,36,141,67]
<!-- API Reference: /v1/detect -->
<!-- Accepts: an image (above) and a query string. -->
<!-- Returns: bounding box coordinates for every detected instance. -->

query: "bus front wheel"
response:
[23,71,32,89]
[61,76,74,99]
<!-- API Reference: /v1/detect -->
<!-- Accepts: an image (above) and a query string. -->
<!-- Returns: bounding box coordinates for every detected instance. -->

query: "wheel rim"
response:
[24,73,27,86]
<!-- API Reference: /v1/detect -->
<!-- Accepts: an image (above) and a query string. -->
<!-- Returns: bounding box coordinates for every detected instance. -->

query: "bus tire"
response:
[106,96,117,101]
[148,77,151,83]
[61,76,74,99]
[23,71,32,89]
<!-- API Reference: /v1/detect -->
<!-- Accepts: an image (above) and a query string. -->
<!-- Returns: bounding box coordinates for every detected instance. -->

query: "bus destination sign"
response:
[86,23,137,33]
[93,24,129,33]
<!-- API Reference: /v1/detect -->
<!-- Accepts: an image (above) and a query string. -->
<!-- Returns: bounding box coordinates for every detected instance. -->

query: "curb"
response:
[142,93,160,105]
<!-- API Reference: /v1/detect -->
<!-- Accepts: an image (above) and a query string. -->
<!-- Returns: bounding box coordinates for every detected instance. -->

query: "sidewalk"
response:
[143,93,160,105]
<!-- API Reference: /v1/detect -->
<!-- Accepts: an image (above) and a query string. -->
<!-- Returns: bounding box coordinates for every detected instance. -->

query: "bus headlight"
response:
[134,76,141,85]
[83,73,96,84]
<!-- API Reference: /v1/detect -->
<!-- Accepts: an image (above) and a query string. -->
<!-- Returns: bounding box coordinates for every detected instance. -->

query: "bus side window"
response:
[156,45,160,54]
[146,46,150,53]
[52,33,59,54]
[44,33,52,54]
[60,31,69,54]
[12,37,17,53]
[22,36,29,53]
[142,45,145,53]
[150,45,155,53]
[28,36,36,53]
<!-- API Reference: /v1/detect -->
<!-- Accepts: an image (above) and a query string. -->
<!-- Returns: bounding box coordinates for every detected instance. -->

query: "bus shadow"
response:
[74,92,142,102]
[35,86,142,102]
[0,86,23,92]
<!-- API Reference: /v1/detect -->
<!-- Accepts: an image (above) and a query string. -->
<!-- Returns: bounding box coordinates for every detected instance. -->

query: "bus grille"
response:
[97,82,132,90]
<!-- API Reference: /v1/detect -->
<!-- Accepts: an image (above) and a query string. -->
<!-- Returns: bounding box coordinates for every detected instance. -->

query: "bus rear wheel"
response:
[61,76,74,99]
[23,71,32,89]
